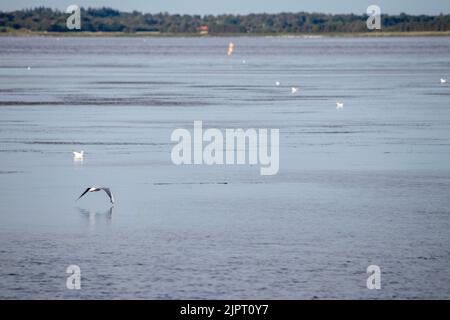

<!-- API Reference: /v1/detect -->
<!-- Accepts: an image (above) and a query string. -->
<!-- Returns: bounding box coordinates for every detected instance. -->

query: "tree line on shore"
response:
[1,7,450,33]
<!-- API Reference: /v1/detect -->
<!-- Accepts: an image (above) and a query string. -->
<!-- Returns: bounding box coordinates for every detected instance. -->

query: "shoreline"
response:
[1,30,450,38]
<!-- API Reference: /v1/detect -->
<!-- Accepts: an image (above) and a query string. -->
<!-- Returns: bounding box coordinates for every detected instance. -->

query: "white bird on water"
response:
[441,78,448,84]
[275,81,281,86]
[73,150,84,160]
[291,87,298,94]
[77,187,115,204]
[336,102,344,109]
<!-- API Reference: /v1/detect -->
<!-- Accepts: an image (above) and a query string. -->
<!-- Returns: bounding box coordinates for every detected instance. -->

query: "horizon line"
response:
[2,6,449,17]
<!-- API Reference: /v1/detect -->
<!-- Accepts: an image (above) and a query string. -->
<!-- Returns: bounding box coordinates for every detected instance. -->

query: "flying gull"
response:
[77,187,115,204]
[336,102,344,109]
[73,150,84,160]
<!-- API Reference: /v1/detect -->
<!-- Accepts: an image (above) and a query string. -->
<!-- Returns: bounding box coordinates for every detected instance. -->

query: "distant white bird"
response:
[27,66,31,70]
[73,150,84,160]
[291,87,298,94]
[275,81,281,86]
[242,59,246,64]
[336,102,344,109]
[77,187,114,204]
[441,78,448,84]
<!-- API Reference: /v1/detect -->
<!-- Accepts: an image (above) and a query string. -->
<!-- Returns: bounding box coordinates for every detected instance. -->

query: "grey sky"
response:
[1,0,449,15]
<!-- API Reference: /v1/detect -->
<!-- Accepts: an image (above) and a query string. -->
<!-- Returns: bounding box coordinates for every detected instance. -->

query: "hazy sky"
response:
[1,0,450,15]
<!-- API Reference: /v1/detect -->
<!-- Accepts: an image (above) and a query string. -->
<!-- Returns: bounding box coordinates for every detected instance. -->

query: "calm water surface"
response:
[0,36,449,299]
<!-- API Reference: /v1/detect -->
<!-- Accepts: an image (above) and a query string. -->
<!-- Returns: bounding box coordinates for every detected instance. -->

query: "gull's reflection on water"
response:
[76,206,113,227]
[73,159,83,166]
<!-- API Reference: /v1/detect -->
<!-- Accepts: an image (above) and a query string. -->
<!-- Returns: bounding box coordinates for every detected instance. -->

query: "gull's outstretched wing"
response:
[77,188,91,201]
[101,188,114,204]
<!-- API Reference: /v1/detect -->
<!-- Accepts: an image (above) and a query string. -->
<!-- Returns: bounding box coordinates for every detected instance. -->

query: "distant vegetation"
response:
[1,7,450,34]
